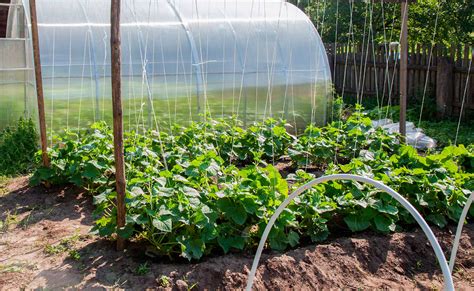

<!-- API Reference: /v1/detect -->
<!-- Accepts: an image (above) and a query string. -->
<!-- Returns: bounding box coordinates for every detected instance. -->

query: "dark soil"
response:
[0,177,473,290]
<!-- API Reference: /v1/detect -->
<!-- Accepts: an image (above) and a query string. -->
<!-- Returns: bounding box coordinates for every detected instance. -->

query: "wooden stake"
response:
[29,0,50,168]
[399,1,408,140]
[382,0,416,140]
[111,0,127,251]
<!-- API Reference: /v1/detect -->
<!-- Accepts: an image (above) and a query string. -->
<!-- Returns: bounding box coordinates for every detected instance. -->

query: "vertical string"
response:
[49,27,56,145]
[417,1,441,129]
[66,29,72,131]
[455,51,472,145]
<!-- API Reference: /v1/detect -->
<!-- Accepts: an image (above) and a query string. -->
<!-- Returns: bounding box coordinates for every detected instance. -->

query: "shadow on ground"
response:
[0,177,92,229]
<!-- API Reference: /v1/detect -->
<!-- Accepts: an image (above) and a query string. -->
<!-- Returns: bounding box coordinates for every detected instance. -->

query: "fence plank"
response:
[326,43,473,118]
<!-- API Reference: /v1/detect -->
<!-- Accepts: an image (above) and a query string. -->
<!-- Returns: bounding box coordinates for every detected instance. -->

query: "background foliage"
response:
[289,0,473,45]
[0,118,38,176]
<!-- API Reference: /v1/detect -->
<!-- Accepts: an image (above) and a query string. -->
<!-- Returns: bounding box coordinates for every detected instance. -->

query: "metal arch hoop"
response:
[245,174,454,291]
[449,191,473,273]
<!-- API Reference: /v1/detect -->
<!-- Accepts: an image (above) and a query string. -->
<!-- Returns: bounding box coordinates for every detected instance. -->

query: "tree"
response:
[299,0,473,46]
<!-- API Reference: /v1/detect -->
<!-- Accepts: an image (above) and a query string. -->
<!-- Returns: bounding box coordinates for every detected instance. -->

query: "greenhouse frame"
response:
[0,0,331,134]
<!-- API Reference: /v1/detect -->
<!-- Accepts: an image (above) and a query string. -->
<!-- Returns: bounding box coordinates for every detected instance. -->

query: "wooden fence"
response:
[325,43,473,118]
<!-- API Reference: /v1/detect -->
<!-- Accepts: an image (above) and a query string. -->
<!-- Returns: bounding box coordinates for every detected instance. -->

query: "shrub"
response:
[0,118,38,176]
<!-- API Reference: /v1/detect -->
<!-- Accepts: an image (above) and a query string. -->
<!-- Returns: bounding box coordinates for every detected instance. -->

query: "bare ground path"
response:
[0,177,473,290]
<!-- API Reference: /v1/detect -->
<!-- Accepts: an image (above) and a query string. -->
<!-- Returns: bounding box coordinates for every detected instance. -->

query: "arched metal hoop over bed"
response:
[245,174,455,291]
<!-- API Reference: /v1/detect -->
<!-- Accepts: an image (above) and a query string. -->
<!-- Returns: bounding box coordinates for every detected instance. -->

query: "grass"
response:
[44,243,68,255]
[0,261,37,274]
[420,120,474,147]
[17,207,37,230]
[0,176,10,196]
[43,231,82,257]
[135,262,150,276]
[68,249,81,261]
[0,211,19,233]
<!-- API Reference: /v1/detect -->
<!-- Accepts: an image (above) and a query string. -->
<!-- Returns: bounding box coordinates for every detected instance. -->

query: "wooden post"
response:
[382,0,416,140]
[29,0,50,168]
[436,56,454,119]
[399,0,408,140]
[111,0,127,251]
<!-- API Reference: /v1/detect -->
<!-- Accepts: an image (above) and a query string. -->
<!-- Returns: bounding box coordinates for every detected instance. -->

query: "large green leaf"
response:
[427,213,447,228]
[217,198,247,225]
[179,238,205,260]
[217,236,245,253]
[287,230,300,247]
[83,162,101,179]
[374,215,396,233]
[152,217,173,233]
[344,214,370,232]
[373,201,399,215]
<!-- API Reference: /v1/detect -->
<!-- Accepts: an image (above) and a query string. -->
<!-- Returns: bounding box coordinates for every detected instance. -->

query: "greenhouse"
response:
[0,0,331,134]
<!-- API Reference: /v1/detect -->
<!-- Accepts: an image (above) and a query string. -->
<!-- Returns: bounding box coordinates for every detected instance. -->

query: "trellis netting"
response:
[1,0,332,135]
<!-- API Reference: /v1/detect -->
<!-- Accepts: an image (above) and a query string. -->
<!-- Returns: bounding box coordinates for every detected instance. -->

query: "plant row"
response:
[31,110,474,260]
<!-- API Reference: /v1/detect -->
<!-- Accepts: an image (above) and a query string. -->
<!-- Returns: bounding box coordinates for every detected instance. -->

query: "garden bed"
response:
[29,114,474,261]
[0,177,472,289]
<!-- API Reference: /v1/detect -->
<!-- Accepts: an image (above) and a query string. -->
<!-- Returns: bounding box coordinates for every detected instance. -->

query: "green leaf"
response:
[266,165,288,196]
[443,160,458,173]
[427,213,447,228]
[183,186,200,197]
[130,187,145,197]
[69,174,83,186]
[179,238,205,260]
[154,176,167,187]
[268,228,287,251]
[373,202,399,215]
[339,163,353,173]
[310,230,329,242]
[217,236,245,253]
[374,215,396,233]
[287,230,300,247]
[344,214,370,232]
[241,197,259,214]
[117,225,134,239]
[152,217,173,233]
[94,190,112,204]
[29,173,42,186]
[83,162,101,179]
[94,223,115,237]
[217,198,247,225]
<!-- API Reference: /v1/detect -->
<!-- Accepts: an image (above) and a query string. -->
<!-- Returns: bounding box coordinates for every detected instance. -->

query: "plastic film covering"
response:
[17,0,331,134]
[0,0,36,130]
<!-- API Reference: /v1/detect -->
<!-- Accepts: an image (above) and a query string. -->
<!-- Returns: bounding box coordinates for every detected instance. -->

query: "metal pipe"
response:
[246,174,454,291]
[449,191,473,273]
